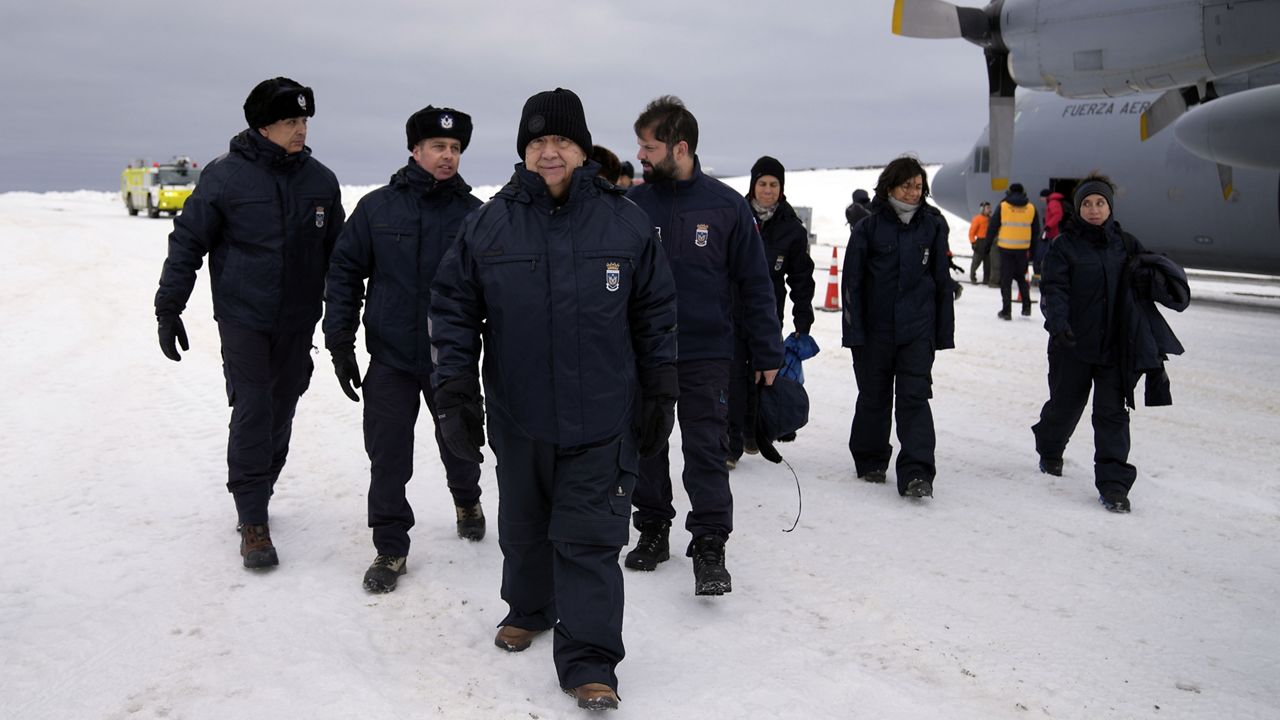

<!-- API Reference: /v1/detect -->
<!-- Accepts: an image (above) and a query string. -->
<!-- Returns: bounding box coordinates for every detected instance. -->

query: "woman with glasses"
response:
[840,156,956,500]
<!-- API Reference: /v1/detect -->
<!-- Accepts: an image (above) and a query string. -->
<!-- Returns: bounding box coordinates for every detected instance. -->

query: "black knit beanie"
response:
[516,88,592,157]
[1073,179,1115,217]
[406,106,473,152]
[749,155,786,197]
[244,77,315,129]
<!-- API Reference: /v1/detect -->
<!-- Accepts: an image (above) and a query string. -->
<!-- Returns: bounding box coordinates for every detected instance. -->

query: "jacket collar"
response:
[231,128,310,171]
[499,160,603,208]
[391,160,471,198]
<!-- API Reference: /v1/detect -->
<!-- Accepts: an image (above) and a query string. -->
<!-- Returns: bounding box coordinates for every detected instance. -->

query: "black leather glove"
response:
[330,348,362,402]
[158,314,189,362]
[952,281,964,300]
[948,258,964,274]
[435,375,485,464]
[1052,327,1077,349]
[635,365,678,459]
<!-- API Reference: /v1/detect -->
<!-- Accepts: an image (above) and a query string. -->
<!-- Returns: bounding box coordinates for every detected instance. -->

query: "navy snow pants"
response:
[218,321,315,525]
[1032,348,1136,498]
[1000,247,1031,313]
[487,408,634,693]
[362,359,483,557]
[634,358,732,542]
[849,337,937,493]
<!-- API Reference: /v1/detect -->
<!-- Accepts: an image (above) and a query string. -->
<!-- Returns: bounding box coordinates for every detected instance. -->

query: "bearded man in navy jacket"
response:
[624,95,783,596]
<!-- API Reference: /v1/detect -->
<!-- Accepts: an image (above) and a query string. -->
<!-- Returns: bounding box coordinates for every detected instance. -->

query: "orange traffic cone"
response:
[819,246,840,312]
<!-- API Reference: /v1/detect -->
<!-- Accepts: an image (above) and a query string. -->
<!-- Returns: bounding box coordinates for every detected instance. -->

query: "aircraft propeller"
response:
[892,0,1014,191]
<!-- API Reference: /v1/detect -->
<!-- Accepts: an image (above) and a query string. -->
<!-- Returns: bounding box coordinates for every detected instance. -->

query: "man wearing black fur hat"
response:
[154,76,344,569]
[323,106,485,594]
[429,87,678,711]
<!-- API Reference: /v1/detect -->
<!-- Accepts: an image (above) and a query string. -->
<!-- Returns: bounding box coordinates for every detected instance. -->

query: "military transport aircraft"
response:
[893,0,1280,274]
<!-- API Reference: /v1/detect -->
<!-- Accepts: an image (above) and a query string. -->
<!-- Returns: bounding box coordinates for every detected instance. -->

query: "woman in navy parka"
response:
[840,157,955,499]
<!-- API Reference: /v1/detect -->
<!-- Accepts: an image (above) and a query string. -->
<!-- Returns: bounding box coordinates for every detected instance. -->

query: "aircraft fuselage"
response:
[931,92,1280,274]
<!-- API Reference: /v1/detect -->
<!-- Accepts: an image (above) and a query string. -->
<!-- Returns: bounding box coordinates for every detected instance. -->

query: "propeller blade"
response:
[1141,88,1189,141]
[1217,164,1234,201]
[892,0,994,43]
[989,95,1015,192]
[892,0,962,38]
[985,49,1017,191]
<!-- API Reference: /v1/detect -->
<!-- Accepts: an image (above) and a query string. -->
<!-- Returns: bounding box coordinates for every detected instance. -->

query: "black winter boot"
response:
[455,502,486,541]
[363,555,407,593]
[688,534,732,596]
[625,520,670,571]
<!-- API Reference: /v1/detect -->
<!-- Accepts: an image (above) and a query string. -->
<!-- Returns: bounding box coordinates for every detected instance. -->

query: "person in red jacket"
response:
[1035,189,1066,282]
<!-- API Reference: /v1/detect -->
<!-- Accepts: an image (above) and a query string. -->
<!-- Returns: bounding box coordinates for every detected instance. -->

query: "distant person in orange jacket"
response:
[967,201,991,284]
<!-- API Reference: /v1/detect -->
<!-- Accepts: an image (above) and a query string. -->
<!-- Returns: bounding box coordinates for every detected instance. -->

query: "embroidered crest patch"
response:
[297,94,307,111]
[440,114,454,129]
[695,223,709,248]
[315,206,326,228]
[606,262,621,292]
[774,255,785,271]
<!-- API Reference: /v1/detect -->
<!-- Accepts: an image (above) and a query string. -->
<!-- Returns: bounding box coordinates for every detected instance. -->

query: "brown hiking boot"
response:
[455,502,486,541]
[238,523,278,569]
[494,625,544,653]
[564,683,619,711]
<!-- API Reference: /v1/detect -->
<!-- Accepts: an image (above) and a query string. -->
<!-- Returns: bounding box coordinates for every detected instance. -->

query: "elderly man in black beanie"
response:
[322,106,485,594]
[155,76,344,569]
[429,88,678,711]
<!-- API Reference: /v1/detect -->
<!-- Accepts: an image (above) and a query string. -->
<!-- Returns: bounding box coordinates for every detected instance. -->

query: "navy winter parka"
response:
[840,198,956,349]
[1039,217,1137,365]
[323,161,481,374]
[429,162,678,447]
[1042,218,1189,405]
[757,198,816,335]
[626,158,784,369]
[155,129,344,331]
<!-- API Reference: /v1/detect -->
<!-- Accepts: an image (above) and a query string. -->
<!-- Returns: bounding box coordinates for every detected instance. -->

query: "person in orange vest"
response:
[967,200,991,284]
[985,183,1040,319]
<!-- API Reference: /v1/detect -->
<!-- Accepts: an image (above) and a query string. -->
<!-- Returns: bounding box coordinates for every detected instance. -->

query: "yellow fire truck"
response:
[121,157,200,218]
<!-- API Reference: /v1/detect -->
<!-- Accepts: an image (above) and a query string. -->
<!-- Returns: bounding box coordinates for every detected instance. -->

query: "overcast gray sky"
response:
[0,1,987,193]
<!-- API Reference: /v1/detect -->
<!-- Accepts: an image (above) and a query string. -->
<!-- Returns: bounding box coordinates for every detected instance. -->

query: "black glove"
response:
[952,281,964,300]
[1052,327,1077,349]
[158,314,189,362]
[635,365,678,459]
[435,375,485,464]
[330,348,362,402]
[948,258,964,274]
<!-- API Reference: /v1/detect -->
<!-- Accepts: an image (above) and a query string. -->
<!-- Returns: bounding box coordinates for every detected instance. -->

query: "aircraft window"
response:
[973,146,990,174]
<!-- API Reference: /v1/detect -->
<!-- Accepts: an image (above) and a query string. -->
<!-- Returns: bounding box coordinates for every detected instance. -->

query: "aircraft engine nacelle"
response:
[1002,0,1280,98]
[1172,84,1280,170]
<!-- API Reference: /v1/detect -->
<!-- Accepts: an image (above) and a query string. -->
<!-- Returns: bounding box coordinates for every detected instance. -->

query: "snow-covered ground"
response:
[2,170,1278,719]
